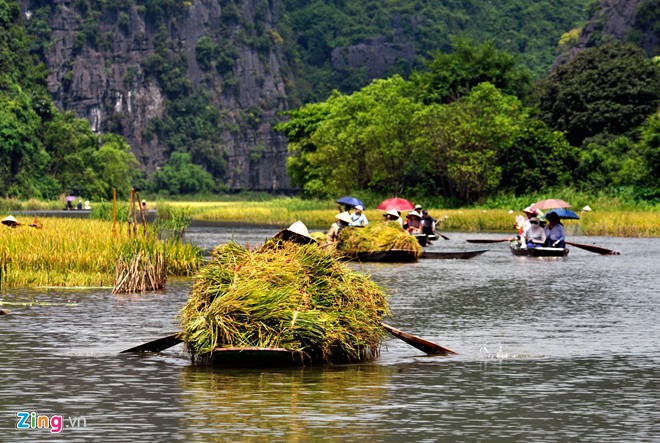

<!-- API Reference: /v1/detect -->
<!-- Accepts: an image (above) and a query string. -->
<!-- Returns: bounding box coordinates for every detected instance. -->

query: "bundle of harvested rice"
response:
[336,222,422,259]
[113,239,167,294]
[179,238,390,365]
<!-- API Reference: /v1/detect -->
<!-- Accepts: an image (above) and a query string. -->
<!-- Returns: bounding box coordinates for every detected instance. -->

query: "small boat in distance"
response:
[412,233,440,246]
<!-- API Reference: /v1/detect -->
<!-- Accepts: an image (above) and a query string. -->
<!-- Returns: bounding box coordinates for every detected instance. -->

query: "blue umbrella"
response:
[336,196,365,209]
[546,208,580,220]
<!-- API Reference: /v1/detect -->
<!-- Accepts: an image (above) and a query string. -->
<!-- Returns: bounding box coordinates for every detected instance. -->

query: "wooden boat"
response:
[413,233,441,247]
[510,245,569,257]
[196,347,310,367]
[421,249,488,259]
[356,249,419,262]
[412,233,429,246]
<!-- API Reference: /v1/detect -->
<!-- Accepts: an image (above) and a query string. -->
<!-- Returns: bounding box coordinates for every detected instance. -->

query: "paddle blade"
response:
[566,241,620,255]
[121,333,183,353]
[381,323,457,355]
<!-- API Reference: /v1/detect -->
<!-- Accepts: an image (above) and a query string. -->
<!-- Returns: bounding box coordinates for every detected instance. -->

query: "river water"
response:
[1,226,658,442]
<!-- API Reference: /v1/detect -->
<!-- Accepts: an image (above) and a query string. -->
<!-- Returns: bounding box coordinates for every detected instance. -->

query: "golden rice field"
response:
[167,201,660,237]
[0,217,202,289]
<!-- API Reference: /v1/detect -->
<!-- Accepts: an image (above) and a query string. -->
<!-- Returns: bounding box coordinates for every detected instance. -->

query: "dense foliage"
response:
[281,0,593,101]
[0,0,140,200]
[277,41,660,205]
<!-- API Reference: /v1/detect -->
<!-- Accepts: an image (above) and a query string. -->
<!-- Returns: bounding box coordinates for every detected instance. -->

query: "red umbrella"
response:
[530,199,571,211]
[377,197,415,212]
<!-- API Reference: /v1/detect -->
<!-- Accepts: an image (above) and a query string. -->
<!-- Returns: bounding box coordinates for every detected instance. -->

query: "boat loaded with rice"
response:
[335,223,423,263]
[121,222,458,365]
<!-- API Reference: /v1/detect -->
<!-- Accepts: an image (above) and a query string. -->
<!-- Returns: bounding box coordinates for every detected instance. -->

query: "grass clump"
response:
[335,223,422,259]
[179,239,390,365]
[112,239,167,294]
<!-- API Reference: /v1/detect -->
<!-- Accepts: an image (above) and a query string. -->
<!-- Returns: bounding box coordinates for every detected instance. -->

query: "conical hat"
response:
[2,215,18,226]
[335,212,352,223]
[273,221,317,245]
[286,221,311,238]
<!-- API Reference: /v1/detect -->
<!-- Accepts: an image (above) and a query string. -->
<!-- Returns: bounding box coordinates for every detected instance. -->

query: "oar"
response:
[120,333,183,353]
[466,238,512,243]
[434,231,450,240]
[566,241,620,255]
[381,323,457,355]
[123,325,459,356]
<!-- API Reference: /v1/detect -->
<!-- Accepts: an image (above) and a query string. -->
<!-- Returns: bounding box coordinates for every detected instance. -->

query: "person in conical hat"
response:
[2,215,19,227]
[274,221,317,244]
[405,210,422,234]
[327,212,351,243]
[383,209,403,228]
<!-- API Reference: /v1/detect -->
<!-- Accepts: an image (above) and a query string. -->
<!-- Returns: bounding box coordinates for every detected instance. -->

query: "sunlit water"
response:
[1,226,658,442]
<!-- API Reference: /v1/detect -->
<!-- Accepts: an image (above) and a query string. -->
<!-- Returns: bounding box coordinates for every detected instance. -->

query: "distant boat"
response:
[412,233,439,246]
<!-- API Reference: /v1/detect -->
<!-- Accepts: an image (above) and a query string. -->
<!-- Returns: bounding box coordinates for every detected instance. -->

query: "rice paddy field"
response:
[0,217,202,289]
[164,200,660,237]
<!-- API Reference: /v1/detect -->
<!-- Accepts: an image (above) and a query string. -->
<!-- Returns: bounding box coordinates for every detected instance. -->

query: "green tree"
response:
[0,83,49,198]
[150,151,215,195]
[636,110,660,191]
[538,42,660,147]
[87,134,141,199]
[410,39,534,105]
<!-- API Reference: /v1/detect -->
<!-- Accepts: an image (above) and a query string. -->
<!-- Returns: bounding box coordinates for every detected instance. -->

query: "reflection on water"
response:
[1,228,659,441]
[179,365,394,442]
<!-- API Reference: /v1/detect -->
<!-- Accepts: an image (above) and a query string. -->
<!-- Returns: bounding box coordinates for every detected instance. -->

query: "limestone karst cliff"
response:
[23,0,294,191]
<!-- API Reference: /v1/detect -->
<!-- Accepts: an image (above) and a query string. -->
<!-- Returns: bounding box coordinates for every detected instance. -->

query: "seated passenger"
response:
[544,212,565,248]
[349,205,368,227]
[522,217,546,248]
[406,211,422,234]
[327,212,351,243]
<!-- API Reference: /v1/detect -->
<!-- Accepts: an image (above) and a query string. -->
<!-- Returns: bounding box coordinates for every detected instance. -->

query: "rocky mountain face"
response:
[18,0,657,192]
[557,0,657,66]
[21,0,294,191]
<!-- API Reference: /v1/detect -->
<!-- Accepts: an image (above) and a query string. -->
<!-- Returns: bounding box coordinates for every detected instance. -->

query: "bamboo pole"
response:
[112,188,117,238]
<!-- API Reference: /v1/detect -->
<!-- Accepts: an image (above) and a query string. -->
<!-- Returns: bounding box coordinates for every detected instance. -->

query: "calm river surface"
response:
[1,226,658,442]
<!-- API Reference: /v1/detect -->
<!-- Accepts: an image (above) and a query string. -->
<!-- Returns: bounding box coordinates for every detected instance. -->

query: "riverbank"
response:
[4,198,660,237]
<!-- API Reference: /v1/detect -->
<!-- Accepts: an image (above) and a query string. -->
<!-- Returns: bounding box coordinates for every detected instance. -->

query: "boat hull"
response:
[421,249,488,259]
[356,249,419,262]
[510,246,569,257]
[197,347,309,367]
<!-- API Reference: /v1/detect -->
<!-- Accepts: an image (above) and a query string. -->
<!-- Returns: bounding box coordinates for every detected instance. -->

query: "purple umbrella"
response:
[66,195,76,202]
